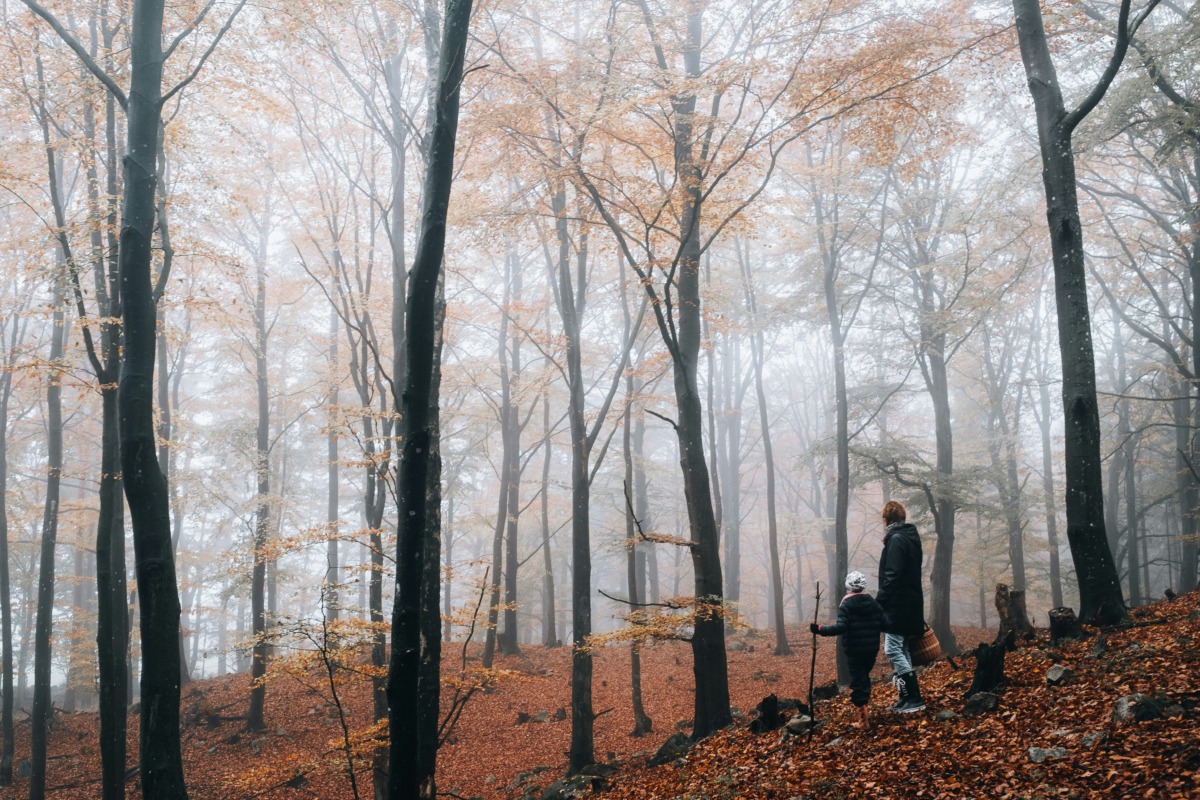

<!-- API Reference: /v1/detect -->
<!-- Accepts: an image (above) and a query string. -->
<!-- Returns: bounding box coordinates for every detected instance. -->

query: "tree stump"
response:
[749,693,783,733]
[967,630,1014,697]
[1048,607,1083,644]
[995,584,1034,647]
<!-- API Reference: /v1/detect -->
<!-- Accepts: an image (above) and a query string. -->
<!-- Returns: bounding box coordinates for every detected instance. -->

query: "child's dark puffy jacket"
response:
[816,592,884,659]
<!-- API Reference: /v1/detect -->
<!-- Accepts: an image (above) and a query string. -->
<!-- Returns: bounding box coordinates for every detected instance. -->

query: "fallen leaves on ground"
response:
[4,592,1196,799]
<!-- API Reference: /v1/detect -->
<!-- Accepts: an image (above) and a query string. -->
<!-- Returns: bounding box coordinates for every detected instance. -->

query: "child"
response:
[810,571,885,730]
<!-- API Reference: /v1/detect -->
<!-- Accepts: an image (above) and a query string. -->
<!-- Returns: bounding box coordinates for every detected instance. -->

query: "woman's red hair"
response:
[882,500,906,525]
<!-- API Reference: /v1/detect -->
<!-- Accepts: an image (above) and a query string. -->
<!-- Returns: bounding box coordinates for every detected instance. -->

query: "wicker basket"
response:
[908,624,942,667]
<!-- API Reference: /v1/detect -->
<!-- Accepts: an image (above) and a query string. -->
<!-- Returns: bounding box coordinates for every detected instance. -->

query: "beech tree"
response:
[20,0,247,793]
[29,271,66,800]
[386,0,474,795]
[1011,0,1159,623]
[0,282,26,785]
[736,244,790,656]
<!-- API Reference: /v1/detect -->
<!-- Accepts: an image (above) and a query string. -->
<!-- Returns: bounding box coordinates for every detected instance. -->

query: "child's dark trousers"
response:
[847,652,877,707]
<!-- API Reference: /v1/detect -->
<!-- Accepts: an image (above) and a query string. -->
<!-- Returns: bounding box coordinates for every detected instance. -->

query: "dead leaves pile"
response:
[5,594,1195,799]
[596,592,1199,800]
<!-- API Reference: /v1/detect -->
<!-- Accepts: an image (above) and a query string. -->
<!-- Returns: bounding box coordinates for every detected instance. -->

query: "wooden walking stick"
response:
[807,581,822,742]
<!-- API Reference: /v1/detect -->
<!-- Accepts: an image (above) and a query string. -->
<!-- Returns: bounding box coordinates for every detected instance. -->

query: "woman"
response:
[875,500,926,713]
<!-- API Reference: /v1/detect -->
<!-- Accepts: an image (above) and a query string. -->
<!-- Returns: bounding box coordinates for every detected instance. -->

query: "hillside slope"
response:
[4,593,1196,799]
[593,592,1199,800]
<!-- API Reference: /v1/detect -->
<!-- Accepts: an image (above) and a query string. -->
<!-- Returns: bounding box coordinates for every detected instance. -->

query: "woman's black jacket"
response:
[876,522,925,637]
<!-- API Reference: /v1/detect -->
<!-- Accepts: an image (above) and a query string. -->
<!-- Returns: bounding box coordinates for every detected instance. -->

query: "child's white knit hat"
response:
[845,571,867,591]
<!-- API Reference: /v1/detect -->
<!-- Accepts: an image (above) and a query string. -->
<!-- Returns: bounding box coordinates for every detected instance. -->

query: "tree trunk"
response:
[217,601,227,677]
[673,9,731,738]
[1106,312,1142,606]
[157,321,190,689]
[94,27,130,786]
[501,253,523,657]
[819,218,850,678]
[327,307,340,622]
[0,315,16,786]
[386,0,471,792]
[117,1,189,792]
[994,583,1034,644]
[246,234,271,733]
[561,218,594,777]
[633,408,659,605]
[741,252,789,656]
[368,434,388,800]
[418,283,446,800]
[540,396,558,646]
[1035,344,1065,609]
[481,456,506,669]
[1012,0,1132,624]
[623,393,652,737]
[1186,230,1200,592]
[719,337,743,612]
[982,328,1028,593]
[64,546,87,713]
[444,498,455,643]
[30,286,66,800]
[1048,607,1082,644]
[924,323,959,654]
[1122,422,1141,606]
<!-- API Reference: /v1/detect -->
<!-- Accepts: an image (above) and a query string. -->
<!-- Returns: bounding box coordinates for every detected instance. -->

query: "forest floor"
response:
[3,592,1197,799]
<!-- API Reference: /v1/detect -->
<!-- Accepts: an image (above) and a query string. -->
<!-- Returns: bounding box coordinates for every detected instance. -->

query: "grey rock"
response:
[825,737,846,748]
[785,714,814,734]
[554,707,567,721]
[17,758,30,778]
[1112,694,1141,723]
[962,692,1000,718]
[777,698,808,713]
[581,763,617,779]
[936,710,957,721]
[516,711,531,725]
[812,680,839,701]
[651,732,693,766]
[674,719,692,731]
[1112,694,1165,723]
[541,776,596,800]
[1028,747,1069,763]
[729,640,747,652]
[1046,665,1074,686]
[509,771,538,791]
[1080,732,1106,748]
[1165,704,1185,718]
[1188,610,1200,621]
[1134,696,1165,721]
[533,710,551,724]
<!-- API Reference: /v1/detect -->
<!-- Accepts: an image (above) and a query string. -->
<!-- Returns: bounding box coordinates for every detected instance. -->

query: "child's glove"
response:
[809,623,821,634]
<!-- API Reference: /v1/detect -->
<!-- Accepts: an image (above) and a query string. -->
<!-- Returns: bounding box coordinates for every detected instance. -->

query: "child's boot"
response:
[855,706,870,730]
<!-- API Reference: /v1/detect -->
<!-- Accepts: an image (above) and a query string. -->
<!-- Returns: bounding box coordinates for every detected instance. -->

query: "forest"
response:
[0,0,1197,798]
